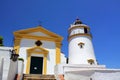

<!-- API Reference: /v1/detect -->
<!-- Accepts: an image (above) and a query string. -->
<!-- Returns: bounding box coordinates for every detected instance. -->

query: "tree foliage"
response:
[0,36,4,46]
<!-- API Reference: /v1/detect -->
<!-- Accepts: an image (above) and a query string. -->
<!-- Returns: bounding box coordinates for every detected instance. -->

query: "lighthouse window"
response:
[84,28,88,33]
[78,42,85,48]
[80,45,83,48]
[88,59,94,65]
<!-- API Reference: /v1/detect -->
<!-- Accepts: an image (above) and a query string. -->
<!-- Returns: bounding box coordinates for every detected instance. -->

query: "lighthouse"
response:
[68,19,97,65]
[55,19,120,80]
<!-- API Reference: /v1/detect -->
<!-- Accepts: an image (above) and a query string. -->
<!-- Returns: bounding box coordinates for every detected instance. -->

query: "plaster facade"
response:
[13,26,64,74]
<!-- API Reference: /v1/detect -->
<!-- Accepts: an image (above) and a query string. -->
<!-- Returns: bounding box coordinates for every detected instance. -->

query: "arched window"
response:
[88,59,94,65]
[78,42,85,48]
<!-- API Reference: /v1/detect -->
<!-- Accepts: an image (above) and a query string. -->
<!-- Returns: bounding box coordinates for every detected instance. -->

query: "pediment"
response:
[27,46,48,54]
[28,32,49,37]
[13,26,63,40]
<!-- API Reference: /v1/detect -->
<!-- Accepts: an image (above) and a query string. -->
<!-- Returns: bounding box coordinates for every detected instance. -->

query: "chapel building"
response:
[13,26,66,74]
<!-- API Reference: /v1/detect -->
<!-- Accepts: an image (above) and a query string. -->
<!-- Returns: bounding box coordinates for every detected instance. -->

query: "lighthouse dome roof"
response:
[69,19,89,29]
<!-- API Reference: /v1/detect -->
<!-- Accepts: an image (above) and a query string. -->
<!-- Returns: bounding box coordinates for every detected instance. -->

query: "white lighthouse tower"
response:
[68,19,97,65]
[55,19,120,80]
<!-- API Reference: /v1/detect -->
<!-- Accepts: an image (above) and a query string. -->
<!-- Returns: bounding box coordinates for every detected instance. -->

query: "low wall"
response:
[7,60,18,80]
[0,58,4,80]
[17,60,24,80]
[7,60,24,80]
[64,70,120,80]
[2,57,10,80]
[55,64,120,80]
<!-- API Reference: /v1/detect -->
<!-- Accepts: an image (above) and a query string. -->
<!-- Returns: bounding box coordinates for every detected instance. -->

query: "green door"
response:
[30,56,43,74]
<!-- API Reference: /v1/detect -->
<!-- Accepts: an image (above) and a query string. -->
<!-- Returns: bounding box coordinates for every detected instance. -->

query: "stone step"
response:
[23,74,56,80]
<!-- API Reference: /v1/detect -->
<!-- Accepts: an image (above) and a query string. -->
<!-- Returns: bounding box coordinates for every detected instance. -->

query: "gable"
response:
[28,32,49,37]
[27,46,48,54]
[13,26,63,42]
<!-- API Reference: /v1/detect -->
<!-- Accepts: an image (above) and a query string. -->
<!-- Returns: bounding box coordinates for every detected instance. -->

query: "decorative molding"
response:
[78,42,85,48]
[78,42,84,45]
[68,33,92,41]
[14,34,62,42]
[68,26,90,34]
[26,46,48,74]
[14,26,63,41]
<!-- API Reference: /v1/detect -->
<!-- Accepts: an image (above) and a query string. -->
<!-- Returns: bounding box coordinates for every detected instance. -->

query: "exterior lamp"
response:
[10,50,19,62]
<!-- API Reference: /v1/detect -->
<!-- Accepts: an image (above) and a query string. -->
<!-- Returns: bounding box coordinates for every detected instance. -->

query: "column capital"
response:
[55,42,62,48]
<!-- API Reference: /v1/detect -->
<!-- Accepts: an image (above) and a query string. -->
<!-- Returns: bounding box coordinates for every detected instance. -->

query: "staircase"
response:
[23,74,56,80]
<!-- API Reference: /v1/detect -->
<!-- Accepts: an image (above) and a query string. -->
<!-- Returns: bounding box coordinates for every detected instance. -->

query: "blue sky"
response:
[0,0,120,68]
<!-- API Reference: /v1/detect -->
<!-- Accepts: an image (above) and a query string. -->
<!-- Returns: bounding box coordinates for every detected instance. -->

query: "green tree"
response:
[0,36,4,46]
